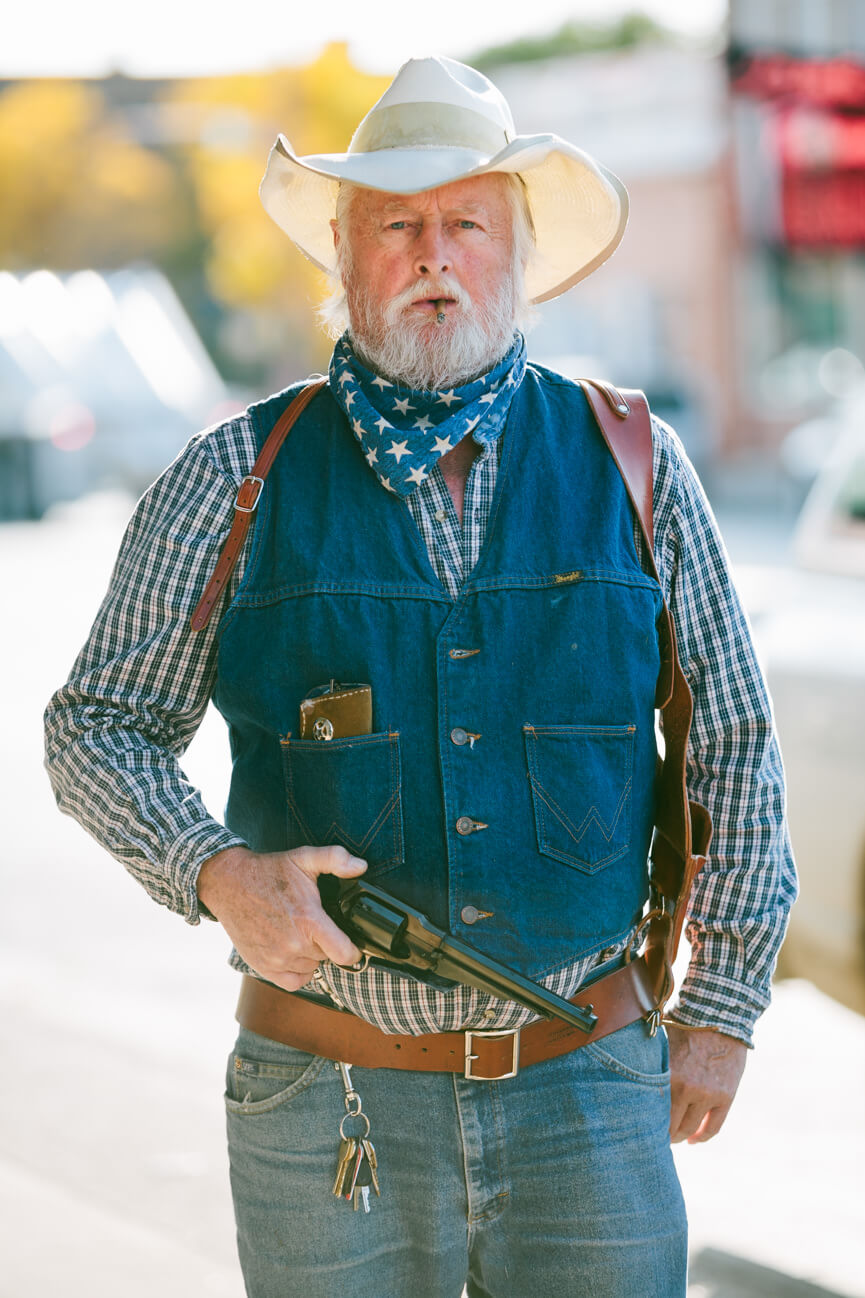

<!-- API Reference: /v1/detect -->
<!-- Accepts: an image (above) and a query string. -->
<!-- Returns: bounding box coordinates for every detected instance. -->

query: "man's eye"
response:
[458,220,478,229]
[388,220,408,230]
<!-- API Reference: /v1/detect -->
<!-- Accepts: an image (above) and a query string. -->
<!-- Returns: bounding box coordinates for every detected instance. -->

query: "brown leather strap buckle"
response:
[464,1028,521,1080]
[234,474,265,514]
[189,380,326,633]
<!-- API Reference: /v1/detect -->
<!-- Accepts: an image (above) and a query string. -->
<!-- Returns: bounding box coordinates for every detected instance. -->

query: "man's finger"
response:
[307,911,364,968]
[670,1102,706,1144]
[687,1103,732,1144]
[292,846,368,881]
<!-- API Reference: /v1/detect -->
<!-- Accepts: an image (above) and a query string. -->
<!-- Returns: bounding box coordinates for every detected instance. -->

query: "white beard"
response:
[346,274,518,392]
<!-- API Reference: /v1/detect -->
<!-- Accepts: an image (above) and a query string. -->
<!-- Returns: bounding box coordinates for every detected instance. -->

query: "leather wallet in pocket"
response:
[299,681,373,741]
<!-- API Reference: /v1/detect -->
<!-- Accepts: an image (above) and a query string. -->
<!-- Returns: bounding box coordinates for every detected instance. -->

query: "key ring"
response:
[339,1109,371,1141]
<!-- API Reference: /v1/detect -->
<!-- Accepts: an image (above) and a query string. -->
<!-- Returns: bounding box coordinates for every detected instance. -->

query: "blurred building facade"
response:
[493,46,732,471]
[492,10,865,469]
[728,0,865,455]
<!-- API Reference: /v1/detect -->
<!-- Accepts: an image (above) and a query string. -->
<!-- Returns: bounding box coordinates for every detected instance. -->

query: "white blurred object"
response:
[0,266,237,519]
[743,385,865,1016]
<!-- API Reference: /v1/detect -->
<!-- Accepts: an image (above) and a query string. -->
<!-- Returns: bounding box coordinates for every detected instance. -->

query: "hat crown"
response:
[349,56,515,156]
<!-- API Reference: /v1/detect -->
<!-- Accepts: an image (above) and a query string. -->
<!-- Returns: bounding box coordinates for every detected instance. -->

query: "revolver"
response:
[322,876,598,1034]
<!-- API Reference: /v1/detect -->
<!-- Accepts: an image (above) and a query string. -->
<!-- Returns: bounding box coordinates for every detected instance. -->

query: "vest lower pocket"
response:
[524,724,635,874]
[280,731,404,870]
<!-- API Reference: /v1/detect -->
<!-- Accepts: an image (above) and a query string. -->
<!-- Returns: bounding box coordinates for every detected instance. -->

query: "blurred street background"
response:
[3,1,865,1294]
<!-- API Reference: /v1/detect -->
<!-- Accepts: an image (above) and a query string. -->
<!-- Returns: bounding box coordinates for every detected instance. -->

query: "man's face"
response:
[332,173,522,389]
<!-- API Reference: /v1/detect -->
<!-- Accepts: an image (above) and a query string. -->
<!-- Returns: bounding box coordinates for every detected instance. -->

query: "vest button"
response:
[450,727,469,746]
[455,816,487,835]
[460,905,480,925]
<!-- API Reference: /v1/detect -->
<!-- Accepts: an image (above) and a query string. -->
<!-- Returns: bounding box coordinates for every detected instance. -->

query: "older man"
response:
[45,57,795,1297]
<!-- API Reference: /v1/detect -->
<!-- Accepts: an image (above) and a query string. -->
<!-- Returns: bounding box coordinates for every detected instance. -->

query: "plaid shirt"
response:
[44,374,797,1045]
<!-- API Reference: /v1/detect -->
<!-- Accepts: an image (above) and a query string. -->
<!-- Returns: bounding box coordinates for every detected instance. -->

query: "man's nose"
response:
[413,226,450,278]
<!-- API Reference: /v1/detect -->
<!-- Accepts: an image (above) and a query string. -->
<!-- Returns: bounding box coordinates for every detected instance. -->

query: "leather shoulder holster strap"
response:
[581,378,712,997]
[192,374,710,1018]
[190,379,327,632]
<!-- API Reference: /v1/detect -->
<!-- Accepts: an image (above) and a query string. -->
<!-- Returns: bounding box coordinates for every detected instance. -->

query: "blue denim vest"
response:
[213,366,663,979]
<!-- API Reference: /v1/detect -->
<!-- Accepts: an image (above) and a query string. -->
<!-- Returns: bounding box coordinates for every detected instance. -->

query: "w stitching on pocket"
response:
[530,775,632,864]
[524,724,635,873]
[288,786,401,858]
[280,732,403,866]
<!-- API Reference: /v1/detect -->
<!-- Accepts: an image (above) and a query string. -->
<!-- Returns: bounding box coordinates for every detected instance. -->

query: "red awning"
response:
[782,170,865,246]
[778,106,865,169]
[733,54,865,110]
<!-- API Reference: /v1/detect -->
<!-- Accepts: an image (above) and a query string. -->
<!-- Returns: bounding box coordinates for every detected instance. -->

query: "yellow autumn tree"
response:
[0,80,184,269]
[167,45,389,374]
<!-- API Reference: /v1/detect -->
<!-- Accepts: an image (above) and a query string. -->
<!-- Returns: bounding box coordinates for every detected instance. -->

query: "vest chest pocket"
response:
[523,724,635,874]
[280,732,404,872]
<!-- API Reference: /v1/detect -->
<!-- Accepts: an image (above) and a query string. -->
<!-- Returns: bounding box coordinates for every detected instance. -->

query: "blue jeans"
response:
[225,1020,686,1297]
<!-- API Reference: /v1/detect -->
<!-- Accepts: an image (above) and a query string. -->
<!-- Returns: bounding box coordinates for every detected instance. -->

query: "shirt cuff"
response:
[665,965,770,1047]
[164,818,249,925]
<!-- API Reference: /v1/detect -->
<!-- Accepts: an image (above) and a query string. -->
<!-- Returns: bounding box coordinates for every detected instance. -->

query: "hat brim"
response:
[259,133,628,304]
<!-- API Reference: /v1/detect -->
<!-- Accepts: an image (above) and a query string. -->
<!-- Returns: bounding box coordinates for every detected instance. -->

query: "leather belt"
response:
[236,955,662,1082]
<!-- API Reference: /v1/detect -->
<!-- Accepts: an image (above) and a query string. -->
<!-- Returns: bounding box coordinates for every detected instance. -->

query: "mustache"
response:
[386,277,473,315]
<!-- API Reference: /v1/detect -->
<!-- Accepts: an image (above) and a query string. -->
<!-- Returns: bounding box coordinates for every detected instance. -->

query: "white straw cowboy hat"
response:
[259,55,628,305]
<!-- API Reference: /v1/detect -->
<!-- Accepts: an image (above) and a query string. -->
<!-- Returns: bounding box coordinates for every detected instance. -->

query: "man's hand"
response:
[667,1023,748,1144]
[197,844,368,992]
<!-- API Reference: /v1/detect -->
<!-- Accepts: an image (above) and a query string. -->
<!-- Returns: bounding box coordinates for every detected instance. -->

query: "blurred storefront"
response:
[728,0,865,456]
[493,46,732,472]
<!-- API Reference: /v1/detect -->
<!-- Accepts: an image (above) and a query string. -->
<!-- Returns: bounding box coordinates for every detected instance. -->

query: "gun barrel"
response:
[431,938,598,1034]
[329,879,598,1035]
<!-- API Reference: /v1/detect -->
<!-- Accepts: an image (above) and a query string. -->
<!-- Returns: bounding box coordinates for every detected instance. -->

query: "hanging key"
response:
[350,1146,374,1210]
[361,1138,381,1197]
[344,1141,367,1201]
[332,1136,357,1197]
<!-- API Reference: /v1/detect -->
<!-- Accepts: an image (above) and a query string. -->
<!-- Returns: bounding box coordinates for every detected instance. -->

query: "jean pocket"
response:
[524,723,635,873]
[225,1042,327,1114]
[281,731,404,870]
[584,1019,670,1085]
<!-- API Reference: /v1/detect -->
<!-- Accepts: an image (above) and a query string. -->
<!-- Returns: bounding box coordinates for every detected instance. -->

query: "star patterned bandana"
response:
[328,332,527,498]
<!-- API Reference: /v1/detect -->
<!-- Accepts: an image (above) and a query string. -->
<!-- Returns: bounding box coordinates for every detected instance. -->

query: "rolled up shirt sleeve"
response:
[650,418,798,1046]
[43,418,256,923]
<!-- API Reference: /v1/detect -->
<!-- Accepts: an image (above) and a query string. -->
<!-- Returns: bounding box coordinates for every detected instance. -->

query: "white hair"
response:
[316,175,532,355]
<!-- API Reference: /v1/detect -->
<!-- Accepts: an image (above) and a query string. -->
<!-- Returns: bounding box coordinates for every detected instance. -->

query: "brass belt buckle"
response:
[464,1028,520,1081]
